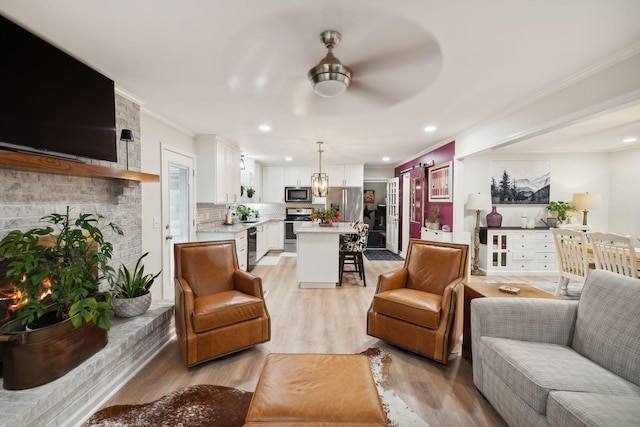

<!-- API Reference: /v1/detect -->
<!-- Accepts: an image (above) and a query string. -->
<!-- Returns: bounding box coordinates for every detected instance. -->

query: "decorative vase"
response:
[113,292,152,318]
[486,206,503,228]
[319,220,334,227]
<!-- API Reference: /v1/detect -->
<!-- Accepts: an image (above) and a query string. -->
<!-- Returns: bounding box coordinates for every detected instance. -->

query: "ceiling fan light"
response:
[311,77,349,97]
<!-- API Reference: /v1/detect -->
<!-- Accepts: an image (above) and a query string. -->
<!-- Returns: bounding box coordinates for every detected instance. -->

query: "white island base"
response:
[296,222,357,289]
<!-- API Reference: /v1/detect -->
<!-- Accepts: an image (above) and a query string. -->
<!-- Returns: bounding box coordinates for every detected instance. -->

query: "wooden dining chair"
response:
[551,228,590,296]
[588,232,639,278]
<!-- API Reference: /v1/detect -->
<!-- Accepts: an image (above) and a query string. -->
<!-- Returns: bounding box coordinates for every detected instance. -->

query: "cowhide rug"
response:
[85,348,428,427]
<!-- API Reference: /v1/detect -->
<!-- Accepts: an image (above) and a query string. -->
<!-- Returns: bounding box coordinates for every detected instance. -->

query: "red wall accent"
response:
[394,141,455,246]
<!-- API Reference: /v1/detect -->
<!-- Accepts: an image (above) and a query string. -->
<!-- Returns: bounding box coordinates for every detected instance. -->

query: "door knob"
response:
[166,234,173,241]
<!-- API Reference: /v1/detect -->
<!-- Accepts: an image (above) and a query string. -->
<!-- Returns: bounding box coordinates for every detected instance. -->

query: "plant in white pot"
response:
[112,252,161,318]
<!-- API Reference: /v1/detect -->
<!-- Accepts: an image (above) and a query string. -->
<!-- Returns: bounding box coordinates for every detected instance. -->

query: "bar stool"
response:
[339,222,369,286]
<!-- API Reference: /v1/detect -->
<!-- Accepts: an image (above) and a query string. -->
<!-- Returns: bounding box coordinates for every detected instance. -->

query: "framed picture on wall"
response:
[428,161,452,202]
[490,160,550,204]
[363,189,375,204]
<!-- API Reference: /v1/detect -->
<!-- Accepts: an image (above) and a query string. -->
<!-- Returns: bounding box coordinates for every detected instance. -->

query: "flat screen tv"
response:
[0,14,117,162]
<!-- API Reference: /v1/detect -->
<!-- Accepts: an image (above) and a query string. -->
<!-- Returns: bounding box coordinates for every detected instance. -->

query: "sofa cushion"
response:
[547,391,640,427]
[572,270,640,387]
[193,290,265,333]
[372,288,441,329]
[480,337,640,414]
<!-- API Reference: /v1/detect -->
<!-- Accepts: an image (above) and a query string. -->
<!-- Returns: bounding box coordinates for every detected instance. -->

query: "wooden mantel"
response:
[0,150,160,182]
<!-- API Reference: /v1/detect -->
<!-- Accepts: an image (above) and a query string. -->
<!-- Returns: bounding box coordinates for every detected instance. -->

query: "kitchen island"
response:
[295,222,357,288]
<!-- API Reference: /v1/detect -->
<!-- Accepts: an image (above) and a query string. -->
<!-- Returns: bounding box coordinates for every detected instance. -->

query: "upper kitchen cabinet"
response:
[263,166,285,203]
[195,135,241,204]
[327,164,364,187]
[284,166,312,187]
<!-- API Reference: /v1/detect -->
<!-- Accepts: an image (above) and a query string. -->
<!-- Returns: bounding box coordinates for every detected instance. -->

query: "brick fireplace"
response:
[0,94,174,425]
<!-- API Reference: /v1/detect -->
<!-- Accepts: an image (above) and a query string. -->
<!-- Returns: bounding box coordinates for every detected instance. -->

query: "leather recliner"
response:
[367,239,469,364]
[174,240,270,367]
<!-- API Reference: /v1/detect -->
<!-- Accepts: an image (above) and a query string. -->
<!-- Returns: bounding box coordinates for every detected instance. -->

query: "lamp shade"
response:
[572,192,602,210]
[120,129,134,141]
[466,193,492,211]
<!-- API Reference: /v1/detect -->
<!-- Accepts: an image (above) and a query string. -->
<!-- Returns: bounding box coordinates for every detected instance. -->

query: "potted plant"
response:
[112,252,161,318]
[237,205,254,221]
[0,207,123,389]
[426,207,442,230]
[310,208,342,225]
[246,187,255,198]
[546,201,577,225]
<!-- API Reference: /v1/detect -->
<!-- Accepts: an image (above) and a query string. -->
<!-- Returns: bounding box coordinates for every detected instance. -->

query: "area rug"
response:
[364,249,404,261]
[486,279,582,300]
[256,256,280,266]
[84,348,428,427]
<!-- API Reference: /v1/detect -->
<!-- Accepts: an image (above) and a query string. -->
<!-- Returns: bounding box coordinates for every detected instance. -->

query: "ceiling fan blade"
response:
[349,39,441,78]
[348,80,404,106]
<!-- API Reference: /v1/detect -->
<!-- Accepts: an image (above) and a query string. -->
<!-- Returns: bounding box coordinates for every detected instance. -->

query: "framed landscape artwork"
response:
[490,160,550,205]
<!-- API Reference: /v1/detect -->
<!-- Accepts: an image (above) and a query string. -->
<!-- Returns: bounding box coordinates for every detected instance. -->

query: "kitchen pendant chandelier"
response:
[311,141,328,197]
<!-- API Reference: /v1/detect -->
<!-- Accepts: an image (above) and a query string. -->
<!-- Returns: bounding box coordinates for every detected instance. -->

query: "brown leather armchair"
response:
[174,240,270,367]
[367,240,469,364]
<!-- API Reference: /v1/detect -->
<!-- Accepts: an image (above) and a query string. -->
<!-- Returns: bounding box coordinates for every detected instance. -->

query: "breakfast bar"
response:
[295,222,357,288]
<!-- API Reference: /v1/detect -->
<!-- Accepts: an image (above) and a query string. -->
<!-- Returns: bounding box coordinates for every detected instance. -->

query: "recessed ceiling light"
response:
[423,125,437,133]
[259,124,271,132]
[285,156,293,162]
[382,156,390,162]
[622,137,637,143]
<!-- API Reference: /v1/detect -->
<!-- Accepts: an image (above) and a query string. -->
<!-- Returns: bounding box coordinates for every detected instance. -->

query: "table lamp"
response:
[571,192,602,227]
[467,193,492,275]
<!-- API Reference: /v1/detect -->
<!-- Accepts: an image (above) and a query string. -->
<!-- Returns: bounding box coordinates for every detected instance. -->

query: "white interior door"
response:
[386,177,399,253]
[402,173,410,257]
[161,146,195,300]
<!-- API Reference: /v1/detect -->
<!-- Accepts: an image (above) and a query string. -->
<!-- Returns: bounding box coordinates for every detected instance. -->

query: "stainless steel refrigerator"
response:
[327,187,363,222]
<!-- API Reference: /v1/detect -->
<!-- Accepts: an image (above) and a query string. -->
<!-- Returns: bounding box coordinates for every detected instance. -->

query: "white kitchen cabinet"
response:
[268,220,284,250]
[263,166,285,203]
[256,223,268,260]
[284,166,312,187]
[479,228,556,275]
[195,135,241,204]
[196,230,248,271]
[327,164,364,187]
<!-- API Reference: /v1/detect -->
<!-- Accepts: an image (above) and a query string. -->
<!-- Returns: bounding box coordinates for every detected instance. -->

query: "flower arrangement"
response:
[310,208,342,224]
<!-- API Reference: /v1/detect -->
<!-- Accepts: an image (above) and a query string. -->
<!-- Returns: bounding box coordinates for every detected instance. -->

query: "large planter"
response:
[0,315,107,390]
[113,292,152,318]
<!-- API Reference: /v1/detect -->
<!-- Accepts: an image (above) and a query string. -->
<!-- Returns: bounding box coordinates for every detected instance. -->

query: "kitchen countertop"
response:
[197,217,284,234]
[295,222,357,234]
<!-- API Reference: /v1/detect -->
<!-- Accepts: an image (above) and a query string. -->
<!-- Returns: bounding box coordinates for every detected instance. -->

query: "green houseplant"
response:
[546,201,577,224]
[426,207,442,230]
[0,207,122,330]
[112,252,161,317]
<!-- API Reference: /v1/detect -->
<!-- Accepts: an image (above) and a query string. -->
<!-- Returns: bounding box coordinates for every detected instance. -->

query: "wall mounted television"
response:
[0,14,117,162]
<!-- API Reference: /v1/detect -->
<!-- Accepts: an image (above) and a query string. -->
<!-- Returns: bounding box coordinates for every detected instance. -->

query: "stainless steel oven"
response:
[283,207,313,252]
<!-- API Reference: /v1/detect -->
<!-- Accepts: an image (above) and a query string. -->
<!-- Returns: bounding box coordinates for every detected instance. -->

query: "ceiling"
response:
[1,0,639,166]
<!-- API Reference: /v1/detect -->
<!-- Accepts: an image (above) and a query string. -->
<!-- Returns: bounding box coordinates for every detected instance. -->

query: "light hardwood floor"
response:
[100,252,556,426]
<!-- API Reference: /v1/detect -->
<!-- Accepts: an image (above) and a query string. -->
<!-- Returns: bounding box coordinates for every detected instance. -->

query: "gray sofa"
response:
[471,270,640,427]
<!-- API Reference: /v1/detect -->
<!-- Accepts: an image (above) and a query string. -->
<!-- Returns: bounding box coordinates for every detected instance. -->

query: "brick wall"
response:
[0,94,142,286]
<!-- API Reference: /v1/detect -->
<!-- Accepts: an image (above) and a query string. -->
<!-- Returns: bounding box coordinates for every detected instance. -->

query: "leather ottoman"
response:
[244,353,387,426]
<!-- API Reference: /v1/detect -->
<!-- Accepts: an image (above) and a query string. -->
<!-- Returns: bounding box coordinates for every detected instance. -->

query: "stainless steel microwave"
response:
[284,187,312,203]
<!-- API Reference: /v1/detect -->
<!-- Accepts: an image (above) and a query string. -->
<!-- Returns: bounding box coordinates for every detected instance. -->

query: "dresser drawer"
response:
[535,252,556,261]
[535,241,555,252]
[512,241,535,251]
[535,231,554,241]
[535,261,557,271]
[511,261,534,270]
[511,251,535,261]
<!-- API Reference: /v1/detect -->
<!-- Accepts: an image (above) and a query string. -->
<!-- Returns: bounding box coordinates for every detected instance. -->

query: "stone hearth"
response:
[0,300,174,427]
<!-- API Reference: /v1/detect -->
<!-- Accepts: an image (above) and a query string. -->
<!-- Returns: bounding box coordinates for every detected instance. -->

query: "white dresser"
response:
[478,228,556,275]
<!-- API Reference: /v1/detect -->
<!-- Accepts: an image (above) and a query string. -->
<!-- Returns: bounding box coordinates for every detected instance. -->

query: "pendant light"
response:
[311,141,328,197]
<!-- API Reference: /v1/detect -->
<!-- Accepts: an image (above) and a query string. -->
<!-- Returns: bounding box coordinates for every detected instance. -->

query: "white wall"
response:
[140,111,195,300]
[364,167,394,181]
[608,146,640,237]
[462,152,611,232]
